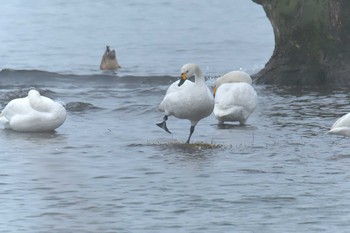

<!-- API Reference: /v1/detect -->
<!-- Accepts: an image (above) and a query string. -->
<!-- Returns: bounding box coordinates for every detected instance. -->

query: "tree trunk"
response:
[252,0,350,87]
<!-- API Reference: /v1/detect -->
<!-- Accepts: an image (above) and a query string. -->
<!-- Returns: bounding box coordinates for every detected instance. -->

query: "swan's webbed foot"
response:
[156,115,171,134]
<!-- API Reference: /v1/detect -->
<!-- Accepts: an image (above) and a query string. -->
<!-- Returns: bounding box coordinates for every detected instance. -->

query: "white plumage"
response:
[213,71,257,125]
[157,63,214,143]
[329,112,350,137]
[0,90,67,132]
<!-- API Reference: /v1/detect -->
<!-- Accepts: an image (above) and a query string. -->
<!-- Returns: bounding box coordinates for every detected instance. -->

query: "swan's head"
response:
[103,46,116,60]
[28,89,40,98]
[213,71,252,97]
[178,63,198,86]
[216,71,252,86]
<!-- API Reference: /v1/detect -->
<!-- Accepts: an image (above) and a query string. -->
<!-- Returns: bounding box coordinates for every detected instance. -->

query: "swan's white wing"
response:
[329,112,350,136]
[165,80,193,95]
[331,112,350,130]
[1,97,31,119]
[158,80,194,112]
[214,83,257,123]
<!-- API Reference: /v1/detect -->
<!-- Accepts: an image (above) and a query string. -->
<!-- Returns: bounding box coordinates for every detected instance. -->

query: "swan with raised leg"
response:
[157,63,214,143]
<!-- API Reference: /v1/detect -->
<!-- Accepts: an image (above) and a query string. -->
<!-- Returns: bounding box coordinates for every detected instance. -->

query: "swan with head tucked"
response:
[329,112,350,136]
[156,63,214,143]
[213,71,257,125]
[0,90,67,132]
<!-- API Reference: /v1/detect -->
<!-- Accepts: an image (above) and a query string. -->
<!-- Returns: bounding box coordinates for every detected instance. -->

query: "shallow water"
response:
[1,1,350,233]
[1,71,350,232]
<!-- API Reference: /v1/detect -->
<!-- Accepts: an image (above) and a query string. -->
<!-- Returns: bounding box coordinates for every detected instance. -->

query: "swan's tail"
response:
[0,111,10,128]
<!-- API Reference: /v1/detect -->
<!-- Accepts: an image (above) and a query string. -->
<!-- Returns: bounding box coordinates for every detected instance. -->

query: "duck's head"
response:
[108,50,116,59]
[178,63,197,86]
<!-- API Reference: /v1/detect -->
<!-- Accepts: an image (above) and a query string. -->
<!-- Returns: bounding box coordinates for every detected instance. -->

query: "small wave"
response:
[0,89,29,102]
[65,102,101,112]
[0,68,216,88]
[113,103,157,116]
[0,88,59,103]
[0,68,179,87]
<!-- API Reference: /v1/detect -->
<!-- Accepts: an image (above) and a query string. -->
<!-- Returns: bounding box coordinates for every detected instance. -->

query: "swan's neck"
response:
[29,96,54,113]
[194,68,205,84]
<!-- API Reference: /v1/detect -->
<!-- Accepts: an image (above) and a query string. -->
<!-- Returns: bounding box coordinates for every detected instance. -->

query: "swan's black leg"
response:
[156,115,171,134]
[186,125,195,144]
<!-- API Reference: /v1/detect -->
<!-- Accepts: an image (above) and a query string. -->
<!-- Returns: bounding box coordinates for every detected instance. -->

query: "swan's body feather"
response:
[0,90,67,132]
[214,71,257,124]
[157,64,214,143]
[329,112,350,136]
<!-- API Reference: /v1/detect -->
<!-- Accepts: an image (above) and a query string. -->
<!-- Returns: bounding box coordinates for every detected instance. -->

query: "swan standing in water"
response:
[157,63,214,143]
[100,45,121,70]
[213,71,257,125]
[0,90,67,132]
[329,112,350,136]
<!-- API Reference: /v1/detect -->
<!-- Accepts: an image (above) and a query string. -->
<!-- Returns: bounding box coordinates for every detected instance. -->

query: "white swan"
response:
[157,63,214,143]
[0,90,67,132]
[329,112,350,136]
[213,71,257,125]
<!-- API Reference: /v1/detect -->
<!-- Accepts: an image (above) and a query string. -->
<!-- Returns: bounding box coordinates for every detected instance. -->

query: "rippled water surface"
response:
[1,1,350,233]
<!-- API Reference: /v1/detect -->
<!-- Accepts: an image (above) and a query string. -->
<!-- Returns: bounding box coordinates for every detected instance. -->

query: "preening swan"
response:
[100,45,121,70]
[157,63,214,143]
[0,90,67,132]
[329,112,350,137]
[213,71,257,125]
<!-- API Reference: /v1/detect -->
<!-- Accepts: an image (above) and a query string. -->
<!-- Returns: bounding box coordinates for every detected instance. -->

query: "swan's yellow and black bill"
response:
[213,85,217,97]
[178,73,187,86]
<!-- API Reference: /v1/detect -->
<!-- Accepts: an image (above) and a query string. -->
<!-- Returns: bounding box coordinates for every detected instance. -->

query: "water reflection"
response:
[0,130,67,150]
[216,123,257,130]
